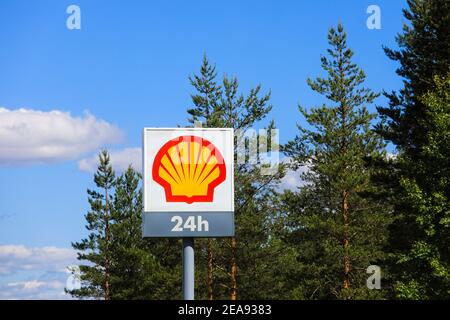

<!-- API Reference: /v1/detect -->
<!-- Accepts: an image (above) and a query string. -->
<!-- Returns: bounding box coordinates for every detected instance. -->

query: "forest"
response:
[69,0,450,300]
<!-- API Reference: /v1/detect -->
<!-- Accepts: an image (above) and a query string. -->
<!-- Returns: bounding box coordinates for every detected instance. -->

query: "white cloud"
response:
[8,280,49,290]
[0,245,77,275]
[1,280,68,300]
[0,245,78,300]
[386,152,398,160]
[78,147,142,173]
[278,152,397,192]
[278,164,309,191]
[276,157,311,191]
[0,107,123,164]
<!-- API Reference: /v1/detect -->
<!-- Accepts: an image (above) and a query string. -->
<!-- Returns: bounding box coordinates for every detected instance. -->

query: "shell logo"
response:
[152,135,226,204]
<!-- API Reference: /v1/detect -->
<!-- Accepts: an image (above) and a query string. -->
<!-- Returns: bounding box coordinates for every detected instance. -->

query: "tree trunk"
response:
[207,239,214,300]
[342,190,350,292]
[104,187,111,300]
[340,99,350,294]
[230,237,237,300]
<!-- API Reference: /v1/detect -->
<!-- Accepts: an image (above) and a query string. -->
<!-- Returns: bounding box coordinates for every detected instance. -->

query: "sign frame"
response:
[142,127,235,238]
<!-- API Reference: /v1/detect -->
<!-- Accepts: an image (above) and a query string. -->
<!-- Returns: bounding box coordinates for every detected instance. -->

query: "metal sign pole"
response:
[182,237,195,300]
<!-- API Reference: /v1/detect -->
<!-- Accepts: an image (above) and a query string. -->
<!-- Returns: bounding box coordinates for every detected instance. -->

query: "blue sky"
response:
[0,0,406,298]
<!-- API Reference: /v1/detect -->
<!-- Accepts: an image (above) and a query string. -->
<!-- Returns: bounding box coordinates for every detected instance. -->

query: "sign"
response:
[142,128,234,237]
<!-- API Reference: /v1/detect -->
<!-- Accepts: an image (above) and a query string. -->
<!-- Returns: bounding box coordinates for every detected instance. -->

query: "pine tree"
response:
[187,56,285,299]
[188,55,222,127]
[374,0,450,299]
[71,155,181,300]
[377,0,450,150]
[71,150,115,299]
[109,166,175,299]
[392,74,450,299]
[282,24,391,299]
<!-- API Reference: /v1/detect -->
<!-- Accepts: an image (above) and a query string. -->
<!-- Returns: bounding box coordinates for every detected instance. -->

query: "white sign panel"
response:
[142,128,234,237]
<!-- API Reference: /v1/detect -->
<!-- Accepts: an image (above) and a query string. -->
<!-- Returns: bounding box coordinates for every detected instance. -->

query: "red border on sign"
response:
[152,135,226,204]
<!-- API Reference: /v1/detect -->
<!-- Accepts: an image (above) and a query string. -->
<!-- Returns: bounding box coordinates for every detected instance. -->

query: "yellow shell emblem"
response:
[152,135,226,204]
